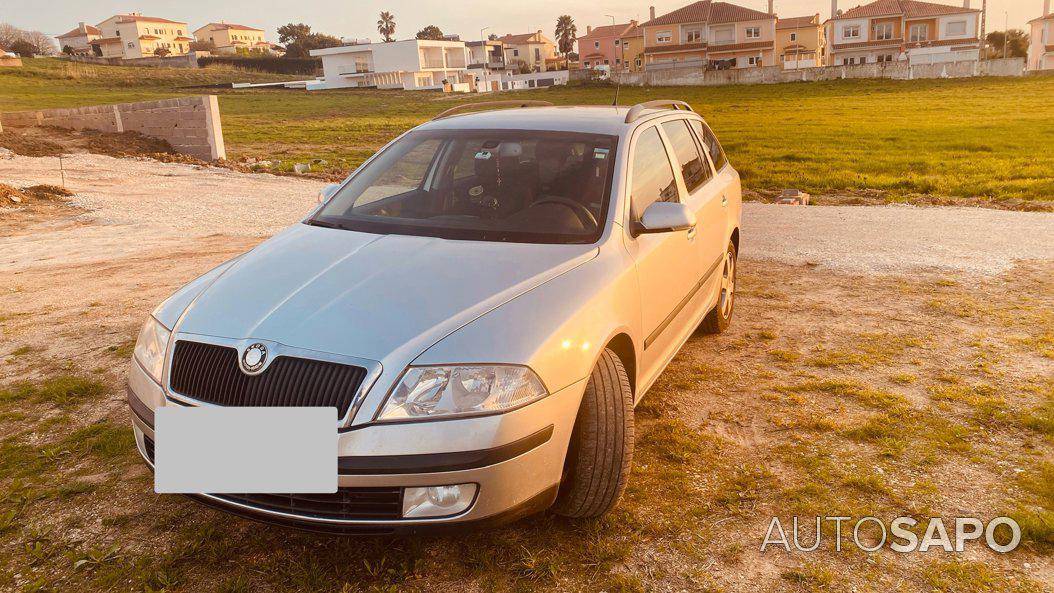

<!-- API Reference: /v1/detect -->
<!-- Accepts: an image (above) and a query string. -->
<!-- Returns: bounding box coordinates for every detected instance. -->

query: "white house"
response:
[309,39,471,91]
[1028,0,1054,71]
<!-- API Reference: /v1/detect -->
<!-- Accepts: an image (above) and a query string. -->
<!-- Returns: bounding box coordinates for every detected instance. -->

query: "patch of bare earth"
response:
[0,222,1050,591]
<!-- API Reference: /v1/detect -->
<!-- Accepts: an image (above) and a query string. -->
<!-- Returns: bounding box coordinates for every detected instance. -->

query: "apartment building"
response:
[55,22,101,55]
[1028,0,1054,71]
[826,0,980,66]
[193,23,273,55]
[577,20,639,71]
[497,31,558,72]
[622,25,646,71]
[776,14,826,68]
[92,14,192,59]
[466,40,507,70]
[309,39,470,90]
[640,0,777,70]
[91,14,192,59]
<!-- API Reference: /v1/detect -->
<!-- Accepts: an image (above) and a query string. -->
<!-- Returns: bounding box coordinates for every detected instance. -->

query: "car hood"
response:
[173,223,598,363]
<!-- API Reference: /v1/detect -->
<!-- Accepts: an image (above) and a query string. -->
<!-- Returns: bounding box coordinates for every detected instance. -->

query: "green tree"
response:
[153,47,171,57]
[554,15,577,68]
[985,29,1029,59]
[277,23,312,45]
[9,39,36,57]
[416,25,444,40]
[377,11,396,42]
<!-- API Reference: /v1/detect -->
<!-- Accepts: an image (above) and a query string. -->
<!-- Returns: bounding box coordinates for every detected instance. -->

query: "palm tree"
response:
[377,11,396,43]
[554,15,577,69]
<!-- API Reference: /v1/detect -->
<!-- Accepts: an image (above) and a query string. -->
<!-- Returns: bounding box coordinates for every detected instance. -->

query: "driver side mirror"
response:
[317,183,341,204]
[632,201,696,237]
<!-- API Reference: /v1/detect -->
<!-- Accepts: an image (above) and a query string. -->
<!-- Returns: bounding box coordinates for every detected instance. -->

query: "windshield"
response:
[311,129,618,244]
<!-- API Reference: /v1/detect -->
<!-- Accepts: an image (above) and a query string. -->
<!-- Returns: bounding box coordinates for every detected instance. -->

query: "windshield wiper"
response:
[305,219,347,230]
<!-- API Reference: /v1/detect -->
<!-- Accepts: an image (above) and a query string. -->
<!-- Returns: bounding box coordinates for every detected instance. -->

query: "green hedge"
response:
[197,56,322,76]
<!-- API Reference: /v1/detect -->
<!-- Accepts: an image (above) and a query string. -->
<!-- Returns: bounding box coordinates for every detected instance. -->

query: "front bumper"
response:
[128,358,585,533]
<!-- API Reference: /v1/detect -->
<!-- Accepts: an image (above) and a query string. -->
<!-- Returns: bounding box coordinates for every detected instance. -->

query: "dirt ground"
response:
[0,154,1052,592]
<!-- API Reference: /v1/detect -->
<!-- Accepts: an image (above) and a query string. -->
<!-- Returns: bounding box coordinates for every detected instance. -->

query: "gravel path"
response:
[3,153,1053,276]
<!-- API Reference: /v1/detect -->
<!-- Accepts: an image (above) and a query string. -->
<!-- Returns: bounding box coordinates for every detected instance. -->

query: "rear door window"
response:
[630,126,680,215]
[661,120,712,193]
[689,120,728,171]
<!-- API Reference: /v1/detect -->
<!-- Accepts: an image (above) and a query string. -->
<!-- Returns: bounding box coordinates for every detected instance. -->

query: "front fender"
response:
[151,256,241,329]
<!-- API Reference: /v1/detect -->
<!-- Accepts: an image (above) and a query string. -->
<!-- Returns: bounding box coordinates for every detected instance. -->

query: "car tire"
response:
[700,239,737,334]
[552,348,634,518]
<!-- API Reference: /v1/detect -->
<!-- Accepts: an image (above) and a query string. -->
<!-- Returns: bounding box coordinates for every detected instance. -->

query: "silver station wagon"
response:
[127,99,742,533]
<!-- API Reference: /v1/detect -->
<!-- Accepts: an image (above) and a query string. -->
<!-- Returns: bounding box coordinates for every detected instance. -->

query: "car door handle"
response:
[721,194,728,206]
[686,224,697,240]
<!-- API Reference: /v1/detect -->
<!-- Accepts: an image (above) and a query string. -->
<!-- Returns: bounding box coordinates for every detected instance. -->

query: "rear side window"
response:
[690,120,728,171]
[661,120,712,193]
[630,127,679,215]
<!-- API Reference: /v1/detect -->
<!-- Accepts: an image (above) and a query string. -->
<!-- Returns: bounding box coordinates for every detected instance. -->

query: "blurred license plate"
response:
[154,406,337,493]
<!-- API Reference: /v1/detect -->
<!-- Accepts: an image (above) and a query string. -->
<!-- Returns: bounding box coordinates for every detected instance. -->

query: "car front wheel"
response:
[552,348,634,518]
[700,239,737,334]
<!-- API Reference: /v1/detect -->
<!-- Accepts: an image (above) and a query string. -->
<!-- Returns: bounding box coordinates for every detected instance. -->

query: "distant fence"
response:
[198,56,321,76]
[0,95,225,161]
[70,53,202,69]
[572,57,1025,87]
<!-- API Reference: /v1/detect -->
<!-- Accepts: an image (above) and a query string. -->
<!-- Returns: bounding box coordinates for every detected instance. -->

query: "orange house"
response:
[641,0,777,70]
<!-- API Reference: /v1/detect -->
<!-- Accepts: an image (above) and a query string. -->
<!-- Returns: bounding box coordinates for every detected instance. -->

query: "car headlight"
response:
[377,365,548,421]
[133,316,171,384]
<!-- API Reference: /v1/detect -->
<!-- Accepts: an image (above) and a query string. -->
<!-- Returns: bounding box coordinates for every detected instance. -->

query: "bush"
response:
[197,55,321,76]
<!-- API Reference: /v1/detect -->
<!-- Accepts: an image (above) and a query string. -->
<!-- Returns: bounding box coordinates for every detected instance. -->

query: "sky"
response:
[3,0,1039,44]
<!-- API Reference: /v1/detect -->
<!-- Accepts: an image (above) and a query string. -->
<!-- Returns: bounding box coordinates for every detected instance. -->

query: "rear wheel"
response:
[553,348,634,518]
[700,240,737,334]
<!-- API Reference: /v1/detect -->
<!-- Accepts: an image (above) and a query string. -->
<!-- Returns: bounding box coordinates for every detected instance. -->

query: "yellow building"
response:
[92,13,192,59]
[622,24,645,71]
[776,14,825,68]
[193,23,273,55]
[497,31,559,72]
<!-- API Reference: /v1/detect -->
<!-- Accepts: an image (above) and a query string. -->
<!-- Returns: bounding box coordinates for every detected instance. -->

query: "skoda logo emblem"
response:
[241,343,267,374]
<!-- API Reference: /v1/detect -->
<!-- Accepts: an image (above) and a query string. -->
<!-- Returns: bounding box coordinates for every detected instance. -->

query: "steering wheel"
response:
[532,196,599,230]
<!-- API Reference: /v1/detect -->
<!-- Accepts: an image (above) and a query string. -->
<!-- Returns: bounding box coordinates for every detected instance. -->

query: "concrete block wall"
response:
[0,95,225,161]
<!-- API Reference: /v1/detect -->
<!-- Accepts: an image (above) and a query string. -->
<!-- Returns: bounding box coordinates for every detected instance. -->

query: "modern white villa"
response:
[1028,0,1054,71]
[308,39,471,91]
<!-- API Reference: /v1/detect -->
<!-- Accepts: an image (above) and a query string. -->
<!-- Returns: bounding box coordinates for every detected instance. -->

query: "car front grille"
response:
[169,340,368,419]
[141,437,403,521]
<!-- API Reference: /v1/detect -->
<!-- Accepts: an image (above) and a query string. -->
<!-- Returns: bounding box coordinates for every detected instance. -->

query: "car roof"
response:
[415,105,700,136]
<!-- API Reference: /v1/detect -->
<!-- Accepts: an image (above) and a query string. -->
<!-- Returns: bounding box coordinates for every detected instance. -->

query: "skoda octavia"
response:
[127,100,742,533]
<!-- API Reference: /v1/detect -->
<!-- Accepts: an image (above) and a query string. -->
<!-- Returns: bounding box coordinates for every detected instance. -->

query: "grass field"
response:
[2,58,1054,206]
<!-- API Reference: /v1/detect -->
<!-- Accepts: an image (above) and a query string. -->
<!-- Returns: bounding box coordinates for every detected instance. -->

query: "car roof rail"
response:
[432,100,555,120]
[624,100,693,124]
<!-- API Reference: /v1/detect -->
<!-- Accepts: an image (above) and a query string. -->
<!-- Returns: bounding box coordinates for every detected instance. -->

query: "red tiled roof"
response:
[624,24,644,37]
[203,22,263,31]
[642,1,773,27]
[777,15,820,29]
[644,41,707,53]
[497,32,546,45]
[707,40,775,53]
[174,36,194,41]
[116,15,186,25]
[709,2,774,23]
[138,35,161,40]
[643,0,712,26]
[57,25,102,38]
[833,0,978,21]
[580,22,637,40]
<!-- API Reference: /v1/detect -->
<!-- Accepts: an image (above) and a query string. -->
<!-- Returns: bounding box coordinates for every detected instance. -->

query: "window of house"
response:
[713,27,734,44]
[614,39,620,46]
[635,58,642,67]
[534,48,540,61]
[946,20,967,36]
[790,32,797,41]
[745,27,760,39]
[513,49,519,56]
[656,30,672,43]
[661,121,711,193]
[685,28,702,42]
[874,23,893,40]
[843,25,860,39]
[747,56,761,66]
[594,41,600,48]
[615,58,621,64]
[604,59,609,64]
[877,53,894,63]
[909,24,928,42]
[631,127,679,214]
[127,42,134,48]
[689,120,727,171]
[583,61,591,67]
